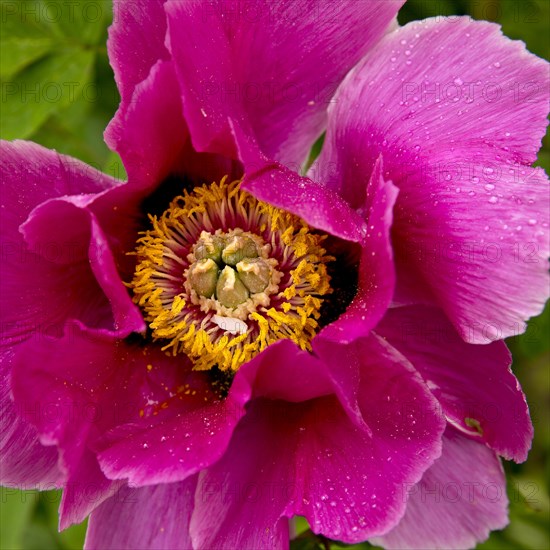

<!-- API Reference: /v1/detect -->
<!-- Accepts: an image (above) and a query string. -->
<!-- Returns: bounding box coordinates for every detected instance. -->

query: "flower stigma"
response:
[130,177,333,372]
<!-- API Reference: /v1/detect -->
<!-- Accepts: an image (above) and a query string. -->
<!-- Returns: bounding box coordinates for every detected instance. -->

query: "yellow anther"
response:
[129,177,332,372]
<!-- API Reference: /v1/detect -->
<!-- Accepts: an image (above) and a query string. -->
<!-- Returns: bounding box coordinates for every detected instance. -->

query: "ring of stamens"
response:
[130,177,333,372]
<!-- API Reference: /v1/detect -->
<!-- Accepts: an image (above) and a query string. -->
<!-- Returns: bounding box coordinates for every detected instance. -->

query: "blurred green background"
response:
[0,0,548,548]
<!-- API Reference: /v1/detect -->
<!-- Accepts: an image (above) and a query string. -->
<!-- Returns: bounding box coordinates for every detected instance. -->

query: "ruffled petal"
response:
[190,335,445,546]
[85,478,197,550]
[1,140,114,222]
[372,427,508,550]
[20,198,144,336]
[376,305,533,462]
[96,366,251,486]
[304,335,445,542]
[238,136,398,343]
[108,0,169,104]
[190,403,291,550]
[165,0,404,167]
[316,17,550,342]
[59,451,124,529]
[11,322,251,489]
[231,127,366,242]
[0,141,125,343]
[0,141,120,488]
[107,3,240,190]
[105,59,241,191]
[0,350,63,489]
[239,339,333,403]
[104,60,188,188]
[318,155,398,342]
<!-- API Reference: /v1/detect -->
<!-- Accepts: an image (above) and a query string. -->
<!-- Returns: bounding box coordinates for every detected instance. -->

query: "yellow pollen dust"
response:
[129,177,333,372]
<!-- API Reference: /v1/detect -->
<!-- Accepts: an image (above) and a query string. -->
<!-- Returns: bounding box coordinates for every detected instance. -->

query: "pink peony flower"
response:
[1,1,548,549]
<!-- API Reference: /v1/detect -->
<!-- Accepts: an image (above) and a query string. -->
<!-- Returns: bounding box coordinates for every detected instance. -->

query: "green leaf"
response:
[0,37,54,78]
[58,519,87,550]
[28,56,121,170]
[1,49,95,139]
[491,0,550,60]
[21,523,60,550]
[0,1,55,78]
[0,488,37,550]
[51,0,111,46]
[0,1,110,48]
[290,537,325,550]
[0,1,113,141]
[303,133,325,174]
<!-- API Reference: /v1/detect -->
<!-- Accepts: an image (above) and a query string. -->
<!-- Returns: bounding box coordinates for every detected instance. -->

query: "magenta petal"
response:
[10,323,253,489]
[85,477,197,550]
[310,337,363,431]
[1,140,123,343]
[166,0,404,166]
[237,134,397,343]
[372,427,508,550]
[301,336,445,542]
[318,156,398,342]
[317,17,550,342]
[105,61,187,188]
[10,325,127,521]
[165,0,242,160]
[97,369,251,486]
[240,340,333,403]
[1,141,114,221]
[189,402,292,549]
[375,306,533,462]
[191,336,444,546]
[108,0,169,104]
[0,141,120,487]
[59,451,123,529]
[238,156,367,243]
[20,197,144,336]
[105,59,241,192]
[88,218,145,335]
[0,352,63,489]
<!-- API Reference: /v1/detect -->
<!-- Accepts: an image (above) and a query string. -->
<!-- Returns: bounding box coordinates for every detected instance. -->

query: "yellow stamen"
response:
[129,177,333,372]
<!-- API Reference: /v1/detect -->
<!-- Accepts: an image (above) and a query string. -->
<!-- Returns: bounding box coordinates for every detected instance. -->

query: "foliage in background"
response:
[0,0,124,178]
[0,0,548,548]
